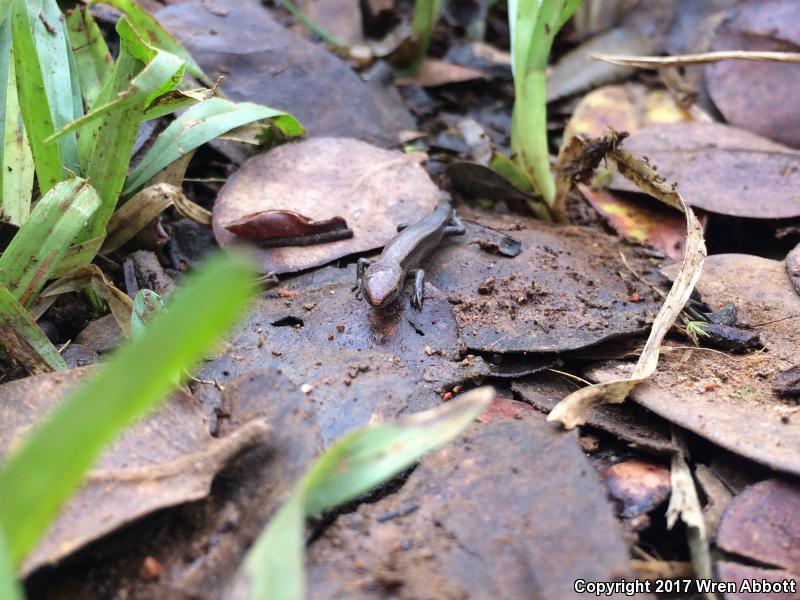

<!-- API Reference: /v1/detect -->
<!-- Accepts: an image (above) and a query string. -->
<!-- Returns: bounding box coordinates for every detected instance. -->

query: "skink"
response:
[357,202,464,309]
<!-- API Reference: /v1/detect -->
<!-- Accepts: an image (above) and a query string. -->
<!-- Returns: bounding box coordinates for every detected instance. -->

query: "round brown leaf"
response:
[213,138,446,274]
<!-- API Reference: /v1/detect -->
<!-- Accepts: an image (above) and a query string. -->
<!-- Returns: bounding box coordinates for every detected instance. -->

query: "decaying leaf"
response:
[425,210,665,354]
[706,0,800,148]
[610,122,800,219]
[0,368,268,576]
[591,254,800,477]
[305,399,637,599]
[224,211,352,246]
[717,479,800,574]
[787,242,800,296]
[213,138,445,274]
[157,2,414,146]
[548,145,706,428]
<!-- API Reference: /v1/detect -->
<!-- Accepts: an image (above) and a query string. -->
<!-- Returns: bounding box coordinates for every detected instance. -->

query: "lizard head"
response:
[363,263,404,308]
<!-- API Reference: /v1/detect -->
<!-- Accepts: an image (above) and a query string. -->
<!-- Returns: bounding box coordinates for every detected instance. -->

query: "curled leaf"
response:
[224,211,353,247]
[548,142,706,428]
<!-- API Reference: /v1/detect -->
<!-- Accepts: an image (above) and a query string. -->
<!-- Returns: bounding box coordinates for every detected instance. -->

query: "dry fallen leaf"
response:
[610,122,800,218]
[213,137,446,273]
[706,0,800,148]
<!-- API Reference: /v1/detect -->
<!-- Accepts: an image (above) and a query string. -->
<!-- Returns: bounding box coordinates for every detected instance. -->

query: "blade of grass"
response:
[11,0,62,193]
[123,98,302,194]
[142,86,216,121]
[30,0,81,173]
[0,534,23,600]
[0,281,67,373]
[0,178,100,308]
[66,7,113,109]
[0,251,257,565]
[79,19,185,241]
[50,235,104,279]
[0,16,34,225]
[232,387,493,600]
[89,0,212,85]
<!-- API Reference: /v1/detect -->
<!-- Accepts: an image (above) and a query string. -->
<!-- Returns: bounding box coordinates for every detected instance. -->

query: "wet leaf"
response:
[706,0,800,148]
[213,138,445,274]
[564,83,694,142]
[305,399,637,599]
[0,368,267,576]
[579,185,693,261]
[394,59,489,87]
[610,122,800,219]
[192,262,486,447]
[592,254,800,477]
[512,374,675,454]
[426,210,665,354]
[716,479,800,575]
[157,2,415,146]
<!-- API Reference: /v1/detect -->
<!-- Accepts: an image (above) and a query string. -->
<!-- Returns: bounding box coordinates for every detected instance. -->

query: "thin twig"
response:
[592,50,800,69]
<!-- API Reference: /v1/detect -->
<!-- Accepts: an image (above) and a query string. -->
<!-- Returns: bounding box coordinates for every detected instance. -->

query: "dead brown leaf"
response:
[213,138,445,274]
[706,0,800,148]
[610,122,800,218]
[0,368,268,576]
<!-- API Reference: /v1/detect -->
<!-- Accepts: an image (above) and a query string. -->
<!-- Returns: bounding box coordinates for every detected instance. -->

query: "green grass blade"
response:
[66,7,113,109]
[90,0,212,85]
[124,98,302,194]
[0,534,23,600]
[11,0,62,193]
[0,15,32,225]
[406,0,443,73]
[234,388,493,600]
[142,87,215,121]
[80,27,185,240]
[0,178,100,308]
[0,251,257,565]
[559,0,584,27]
[30,0,81,173]
[0,281,67,373]
[50,235,104,279]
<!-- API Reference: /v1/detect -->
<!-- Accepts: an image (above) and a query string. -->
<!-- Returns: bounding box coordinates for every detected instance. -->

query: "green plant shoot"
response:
[508,0,583,207]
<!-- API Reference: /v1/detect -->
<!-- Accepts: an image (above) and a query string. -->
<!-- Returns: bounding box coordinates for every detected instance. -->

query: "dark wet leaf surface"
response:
[306,399,641,599]
[425,211,664,354]
[717,478,800,574]
[610,122,800,219]
[0,369,268,577]
[213,138,444,274]
[706,0,800,149]
[193,263,488,446]
[512,374,675,455]
[158,0,414,146]
[592,254,800,476]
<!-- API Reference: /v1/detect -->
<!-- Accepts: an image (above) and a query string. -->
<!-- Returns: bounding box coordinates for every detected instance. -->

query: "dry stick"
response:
[592,50,800,68]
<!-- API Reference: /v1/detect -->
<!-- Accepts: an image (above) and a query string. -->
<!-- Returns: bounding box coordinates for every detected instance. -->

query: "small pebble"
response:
[301,383,313,394]
[139,556,161,581]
